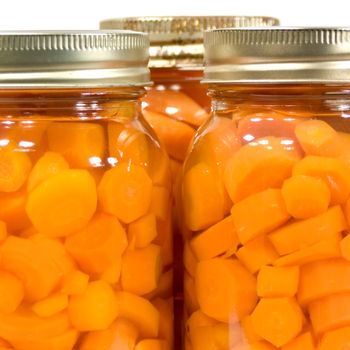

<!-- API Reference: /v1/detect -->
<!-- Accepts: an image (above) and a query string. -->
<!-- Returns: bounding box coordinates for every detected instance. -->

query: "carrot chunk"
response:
[224,136,301,203]
[281,175,331,219]
[298,258,350,305]
[341,234,350,260]
[318,326,350,350]
[32,293,68,317]
[153,298,174,347]
[184,242,198,277]
[68,280,118,331]
[27,151,69,192]
[251,297,303,347]
[190,216,239,261]
[121,244,162,295]
[135,339,169,350]
[154,207,173,266]
[281,331,315,350]
[116,291,160,338]
[269,206,347,255]
[257,266,299,298]
[184,272,200,314]
[47,122,105,168]
[150,186,170,221]
[241,315,263,344]
[145,269,173,299]
[65,213,127,275]
[0,271,23,313]
[26,169,97,237]
[61,270,89,295]
[0,221,7,244]
[236,235,279,274]
[128,213,158,248]
[309,292,350,334]
[195,258,257,322]
[98,163,152,224]
[233,340,279,350]
[231,189,290,244]
[293,155,350,205]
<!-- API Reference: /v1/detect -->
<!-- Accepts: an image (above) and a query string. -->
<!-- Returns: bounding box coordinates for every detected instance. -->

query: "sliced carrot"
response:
[309,292,350,334]
[187,310,217,338]
[281,332,315,350]
[32,293,68,317]
[318,326,350,350]
[143,89,208,126]
[190,216,239,261]
[224,136,301,203]
[269,206,347,255]
[257,266,299,298]
[150,186,170,221]
[108,122,150,168]
[0,190,30,232]
[213,322,242,349]
[0,271,23,313]
[232,189,290,244]
[184,272,200,314]
[79,318,138,350]
[298,258,350,305]
[251,297,303,347]
[26,169,97,237]
[0,236,67,301]
[236,235,279,274]
[61,270,89,295]
[98,163,152,224]
[143,109,196,161]
[100,258,122,285]
[0,221,7,243]
[184,242,198,277]
[128,213,157,248]
[145,269,173,299]
[185,325,218,350]
[183,162,225,231]
[116,291,160,338]
[27,151,69,192]
[195,258,257,322]
[153,298,174,347]
[293,155,350,205]
[233,340,279,350]
[68,280,118,331]
[341,234,350,260]
[148,145,172,188]
[0,338,10,348]
[241,315,263,343]
[135,339,169,350]
[343,197,350,228]
[65,213,127,275]
[121,244,162,295]
[281,175,331,219]
[47,122,106,168]
[0,147,31,192]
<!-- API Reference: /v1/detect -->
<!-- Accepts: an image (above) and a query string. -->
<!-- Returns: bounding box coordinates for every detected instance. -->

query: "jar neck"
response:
[150,67,203,84]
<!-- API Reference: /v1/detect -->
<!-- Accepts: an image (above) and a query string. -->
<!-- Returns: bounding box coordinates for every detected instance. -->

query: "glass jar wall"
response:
[182,28,350,350]
[0,32,173,350]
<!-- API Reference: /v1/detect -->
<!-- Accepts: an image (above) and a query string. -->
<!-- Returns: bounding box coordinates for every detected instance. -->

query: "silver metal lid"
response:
[0,31,150,88]
[203,27,350,83]
[100,17,279,68]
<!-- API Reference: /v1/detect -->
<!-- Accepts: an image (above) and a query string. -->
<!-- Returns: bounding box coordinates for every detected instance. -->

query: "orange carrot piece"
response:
[251,297,303,347]
[293,155,350,205]
[341,234,350,260]
[309,292,350,334]
[0,221,7,243]
[26,169,97,237]
[143,109,196,161]
[184,272,200,314]
[241,315,263,344]
[154,207,173,266]
[80,318,138,350]
[150,186,170,221]
[68,280,118,331]
[116,291,160,338]
[98,163,152,224]
[281,175,331,219]
[281,332,315,350]
[318,326,350,350]
[27,151,69,192]
[232,189,290,244]
[0,271,23,313]
[224,136,301,203]
[298,258,350,305]
[190,216,239,261]
[65,213,127,275]
[61,270,89,295]
[135,339,169,350]
[236,235,279,274]
[343,197,350,228]
[145,269,173,299]
[269,206,347,255]
[121,244,162,295]
[100,258,122,285]
[0,147,32,192]
[273,234,342,267]
[195,258,257,322]
[47,122,105,168]
[184,242,198,277]
[128,213,157,248]
[143,89,208,126]
[32,293,68,317]
[153,298,174,347]
[183,162,225,231]
[233,340,279,350]
[257,266,299,298]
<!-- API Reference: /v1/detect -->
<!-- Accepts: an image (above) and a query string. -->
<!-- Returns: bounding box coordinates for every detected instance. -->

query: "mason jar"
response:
[183,27,350,350]
[0,31,173,350]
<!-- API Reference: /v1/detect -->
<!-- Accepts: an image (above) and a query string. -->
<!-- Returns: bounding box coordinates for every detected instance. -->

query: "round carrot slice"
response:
[0,271,23,313]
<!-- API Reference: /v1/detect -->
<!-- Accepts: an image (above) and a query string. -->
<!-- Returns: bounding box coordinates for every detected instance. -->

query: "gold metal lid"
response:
[203,27,350,84]
[0,31,150,88]
[100,16,280,68]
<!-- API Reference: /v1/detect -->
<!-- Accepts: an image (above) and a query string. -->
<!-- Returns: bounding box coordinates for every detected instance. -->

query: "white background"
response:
[1,0,350,30]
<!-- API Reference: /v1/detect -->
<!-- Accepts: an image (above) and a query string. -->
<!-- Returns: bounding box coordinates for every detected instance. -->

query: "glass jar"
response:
[182,27,350,350]
[0,32,173,350]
